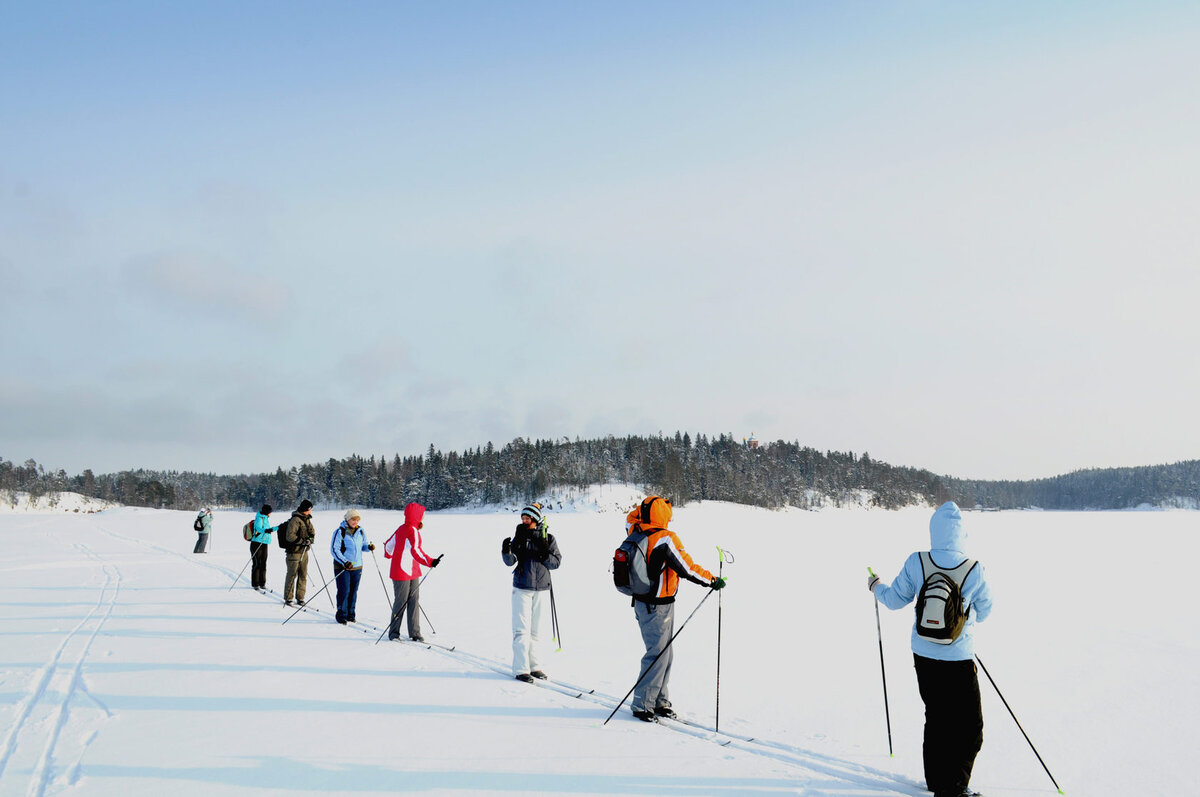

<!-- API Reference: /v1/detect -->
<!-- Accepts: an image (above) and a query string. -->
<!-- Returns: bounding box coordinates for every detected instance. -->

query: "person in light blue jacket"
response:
[331,509,374,625]
[869,501,993,797]
[249,505,278,591]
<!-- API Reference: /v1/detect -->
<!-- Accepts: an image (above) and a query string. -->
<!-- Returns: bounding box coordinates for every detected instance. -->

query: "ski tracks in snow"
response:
[0,537,120,796]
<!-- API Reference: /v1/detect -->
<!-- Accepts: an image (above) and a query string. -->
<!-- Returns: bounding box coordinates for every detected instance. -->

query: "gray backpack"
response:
[613,527,654,598]
[915,552,977,644]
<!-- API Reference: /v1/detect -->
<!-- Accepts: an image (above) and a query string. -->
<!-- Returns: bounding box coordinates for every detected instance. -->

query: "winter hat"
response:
[260,504,272,515]
[345,509,362,522]
[297,499,314,513]
[520,503,543,524]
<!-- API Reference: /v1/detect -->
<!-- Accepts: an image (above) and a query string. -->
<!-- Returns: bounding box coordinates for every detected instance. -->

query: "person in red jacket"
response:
[383,502,442,642]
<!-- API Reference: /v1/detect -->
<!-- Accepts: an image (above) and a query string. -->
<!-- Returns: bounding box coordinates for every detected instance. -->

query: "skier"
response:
[281,499,317,606]
[501,502,561,683]
[192,508,213,553]
[331,509,375,624]
[626,495,723,721]
[249,504,278,590]
[869,501,994,797]
[384,502,441,642]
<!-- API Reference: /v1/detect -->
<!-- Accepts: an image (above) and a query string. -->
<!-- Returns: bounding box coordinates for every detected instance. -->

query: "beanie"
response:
[260,504,272,515]
[345,508,361,522]
[298,499,314,513]
[520,503,543,524]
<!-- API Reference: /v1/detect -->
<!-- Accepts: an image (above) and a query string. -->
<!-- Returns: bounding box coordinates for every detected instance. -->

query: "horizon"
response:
[6,431,1196,485]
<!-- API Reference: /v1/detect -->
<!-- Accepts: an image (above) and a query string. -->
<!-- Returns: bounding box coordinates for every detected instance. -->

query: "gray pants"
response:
[632,601,674,714]
[389,579,421,639]
[193,533,209,553]
[284,550,309,602]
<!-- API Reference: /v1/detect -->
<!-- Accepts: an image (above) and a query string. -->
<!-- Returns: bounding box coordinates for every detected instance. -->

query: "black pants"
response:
[193,532,209,553]
[250,542,269,588]
[914,654,983,796]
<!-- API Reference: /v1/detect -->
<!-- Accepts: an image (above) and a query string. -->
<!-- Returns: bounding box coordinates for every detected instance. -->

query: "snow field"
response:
[0,504,1195,795]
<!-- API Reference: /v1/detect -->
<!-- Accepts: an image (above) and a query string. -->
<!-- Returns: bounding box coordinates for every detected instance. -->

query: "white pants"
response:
[511,588,548,676]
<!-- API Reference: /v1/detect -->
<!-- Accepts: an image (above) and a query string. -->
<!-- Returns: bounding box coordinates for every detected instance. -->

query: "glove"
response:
[502,537,512,556]
[334,562,345,575]
[430,554,443,568]
[867,574,881,592]
[710,576,727,590]
[368,543,375,551]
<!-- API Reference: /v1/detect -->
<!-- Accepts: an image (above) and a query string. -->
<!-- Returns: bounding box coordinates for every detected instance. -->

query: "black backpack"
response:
[193,514,205,532]
[276,518,291,550]
[914,552,977,644]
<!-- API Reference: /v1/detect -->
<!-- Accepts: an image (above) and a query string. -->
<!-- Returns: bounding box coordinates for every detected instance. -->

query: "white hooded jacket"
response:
[874,501,994,661]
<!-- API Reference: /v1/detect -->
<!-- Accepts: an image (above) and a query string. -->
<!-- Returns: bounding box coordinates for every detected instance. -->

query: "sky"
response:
[3,1,1198,481]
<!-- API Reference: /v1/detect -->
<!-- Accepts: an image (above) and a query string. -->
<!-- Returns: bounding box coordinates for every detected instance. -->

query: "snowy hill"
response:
[0,490,118,514]
[0,504,1193,795]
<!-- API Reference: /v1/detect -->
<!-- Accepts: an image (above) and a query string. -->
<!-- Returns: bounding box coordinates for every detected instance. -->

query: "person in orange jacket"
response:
[627,495,724,722]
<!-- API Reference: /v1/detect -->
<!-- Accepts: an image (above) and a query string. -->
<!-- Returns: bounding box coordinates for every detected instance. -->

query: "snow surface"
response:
[0,503,1195,796]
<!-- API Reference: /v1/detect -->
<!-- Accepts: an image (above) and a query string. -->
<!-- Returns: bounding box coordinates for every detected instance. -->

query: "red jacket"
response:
[384,502,434,581]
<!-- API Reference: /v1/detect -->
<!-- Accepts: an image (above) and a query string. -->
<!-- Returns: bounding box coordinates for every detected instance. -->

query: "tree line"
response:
[2,435,1198,512]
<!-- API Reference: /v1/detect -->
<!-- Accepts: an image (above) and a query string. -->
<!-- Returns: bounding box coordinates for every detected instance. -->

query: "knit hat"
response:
[345,508,361,522]
[298,499,314,513]
[520,503,543,524]
[260,504,272,515]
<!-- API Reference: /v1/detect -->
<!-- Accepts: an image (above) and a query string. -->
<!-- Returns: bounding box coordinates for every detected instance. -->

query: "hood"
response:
[404,502,425,527]
[929,501,966,553]
[642,495,673,529]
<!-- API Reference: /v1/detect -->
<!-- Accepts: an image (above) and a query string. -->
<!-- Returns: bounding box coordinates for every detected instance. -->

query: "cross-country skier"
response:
[384,502,441,642]
[249,504,278,590]
[626,495,724,722]
[281,499,317,606]
[501,503,561,683]
[869,501,994,797]
[331,509,375,624]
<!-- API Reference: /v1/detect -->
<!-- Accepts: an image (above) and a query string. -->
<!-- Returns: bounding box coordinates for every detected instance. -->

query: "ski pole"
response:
[370,548,390,609]
[310,547,336,609]
[975,654,1064,794]
[374,570,432,645]
[282,571,338,625]
[549,576,562,651]
[868,567,894,757]
[603,588,716,726]
[229,543,258,591]
[715,546,735,733]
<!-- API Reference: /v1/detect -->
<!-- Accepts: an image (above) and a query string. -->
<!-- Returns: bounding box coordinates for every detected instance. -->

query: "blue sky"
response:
[3,1,1198,480]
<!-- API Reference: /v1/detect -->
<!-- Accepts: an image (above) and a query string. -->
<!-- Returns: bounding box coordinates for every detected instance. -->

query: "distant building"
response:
[745,433,759,450]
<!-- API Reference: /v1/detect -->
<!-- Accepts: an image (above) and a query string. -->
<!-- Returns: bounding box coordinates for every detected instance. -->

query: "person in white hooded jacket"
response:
[869,501,993,797]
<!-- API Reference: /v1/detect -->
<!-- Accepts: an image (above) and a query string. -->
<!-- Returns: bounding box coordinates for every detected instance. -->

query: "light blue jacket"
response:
[250,512,277,545]
[874,502,993,661]
[331,522,370,570]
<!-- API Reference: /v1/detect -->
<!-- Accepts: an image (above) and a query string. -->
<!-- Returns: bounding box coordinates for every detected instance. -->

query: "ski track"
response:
[0,531,121,797]
[67,521,923,796]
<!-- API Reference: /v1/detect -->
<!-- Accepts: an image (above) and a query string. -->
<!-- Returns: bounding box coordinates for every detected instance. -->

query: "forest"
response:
[3,434,1198,512]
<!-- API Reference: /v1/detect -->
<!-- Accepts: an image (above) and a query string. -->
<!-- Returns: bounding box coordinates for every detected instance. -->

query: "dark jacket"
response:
[501,523,561,591]
[281,510,317,553]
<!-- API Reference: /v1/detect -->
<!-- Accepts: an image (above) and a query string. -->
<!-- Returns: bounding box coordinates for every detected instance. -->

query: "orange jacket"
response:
[628,496,714,603]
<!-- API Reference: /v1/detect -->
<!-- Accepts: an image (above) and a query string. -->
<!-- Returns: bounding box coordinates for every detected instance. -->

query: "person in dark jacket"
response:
[501,502,561,682]
[193,508,213,553]
[281,499,317,606]
[249,504,278,590]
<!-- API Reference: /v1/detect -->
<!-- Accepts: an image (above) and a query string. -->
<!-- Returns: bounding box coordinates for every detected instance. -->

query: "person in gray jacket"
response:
[192,508,213,553]
[501,503,561,682]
